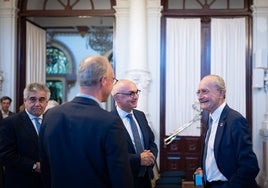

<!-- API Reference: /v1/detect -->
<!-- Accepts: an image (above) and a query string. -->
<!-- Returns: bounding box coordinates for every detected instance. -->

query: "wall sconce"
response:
[264,69,268,92]
[0,70,4,92]
[254,49,268,92]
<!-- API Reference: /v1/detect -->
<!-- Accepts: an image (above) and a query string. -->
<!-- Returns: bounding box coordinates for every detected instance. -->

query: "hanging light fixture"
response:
[87,19,113,53]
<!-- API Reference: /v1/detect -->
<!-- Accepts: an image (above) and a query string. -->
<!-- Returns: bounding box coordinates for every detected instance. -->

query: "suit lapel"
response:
[19,111,39,147]
[113,110,136,152]
[213,105,229,159]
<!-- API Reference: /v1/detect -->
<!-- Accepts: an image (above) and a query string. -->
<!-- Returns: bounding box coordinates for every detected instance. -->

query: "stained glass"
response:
[46,46,69,74]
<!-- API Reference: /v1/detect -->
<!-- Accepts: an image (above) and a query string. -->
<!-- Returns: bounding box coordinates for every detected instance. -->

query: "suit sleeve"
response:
[39,123,51,188]
[219,116,259,188]
[104,117,134,188]
[0,117,36,172]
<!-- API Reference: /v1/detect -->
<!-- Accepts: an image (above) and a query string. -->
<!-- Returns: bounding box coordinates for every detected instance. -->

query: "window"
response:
[46,42,75,104]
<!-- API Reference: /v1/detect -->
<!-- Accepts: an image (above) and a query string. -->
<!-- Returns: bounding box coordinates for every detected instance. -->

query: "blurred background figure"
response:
[0,96,15,120]
[0,96,15,187]
[44,100,59,113]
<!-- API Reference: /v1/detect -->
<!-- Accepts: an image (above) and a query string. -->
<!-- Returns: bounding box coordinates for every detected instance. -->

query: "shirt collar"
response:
[76,93,101,106]
[116,106,133,119]
[25,109,43,120]
[210,102,226,122]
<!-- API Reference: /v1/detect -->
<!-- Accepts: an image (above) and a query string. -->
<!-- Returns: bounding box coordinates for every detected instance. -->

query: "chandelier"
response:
[87,25,113,53]
[77,21,113,54]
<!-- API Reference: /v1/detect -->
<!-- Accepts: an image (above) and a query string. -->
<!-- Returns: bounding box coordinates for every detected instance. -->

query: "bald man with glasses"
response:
[111,79,158,188]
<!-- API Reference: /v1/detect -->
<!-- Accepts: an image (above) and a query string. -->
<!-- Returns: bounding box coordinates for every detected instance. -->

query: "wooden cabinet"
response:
[160,136,202,180]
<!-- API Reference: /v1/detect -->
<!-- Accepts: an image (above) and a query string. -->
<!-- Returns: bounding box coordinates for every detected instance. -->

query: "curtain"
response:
[26,21,46,84]
[211,18,246,116]
[165,18,201,136]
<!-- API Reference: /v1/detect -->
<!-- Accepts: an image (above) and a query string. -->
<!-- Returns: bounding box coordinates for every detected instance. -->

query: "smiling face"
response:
[112,80,140,113]
[197,75,226,113]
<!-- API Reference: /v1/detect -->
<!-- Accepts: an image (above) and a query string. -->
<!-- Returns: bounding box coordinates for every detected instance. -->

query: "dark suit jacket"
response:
[0,111,15,120]
[201,105,259,188]
[0,111,43,188]
[39,97,133,188]
[112,109,158,179]
[0,111,14,188]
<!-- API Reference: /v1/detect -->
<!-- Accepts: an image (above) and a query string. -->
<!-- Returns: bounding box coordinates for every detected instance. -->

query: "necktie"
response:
[34,117,41,133]
[126,114,144,154]
[203,116,213,182]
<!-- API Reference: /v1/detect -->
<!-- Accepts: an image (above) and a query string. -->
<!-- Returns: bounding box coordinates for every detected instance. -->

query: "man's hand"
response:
[34,162,41,173]
[193,167,203,178]
[140,150,155,166]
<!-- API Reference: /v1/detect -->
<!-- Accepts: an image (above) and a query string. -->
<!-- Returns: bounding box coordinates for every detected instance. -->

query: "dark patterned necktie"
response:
[126,114,143,154]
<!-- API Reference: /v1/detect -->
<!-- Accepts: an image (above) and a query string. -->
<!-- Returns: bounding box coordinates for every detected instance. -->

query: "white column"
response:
[0,0,17,111]
[126,0,150,113]
[252,0,268,186]
[113,0,129,79]
[146,0,162,165]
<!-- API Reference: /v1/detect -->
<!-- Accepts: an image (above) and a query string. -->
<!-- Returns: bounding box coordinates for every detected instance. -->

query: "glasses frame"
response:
[116,89,141,98]
[113,78,118,84]
[196,89,209,96]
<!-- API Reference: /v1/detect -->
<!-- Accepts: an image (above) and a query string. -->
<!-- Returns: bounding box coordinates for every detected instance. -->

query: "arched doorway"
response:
[16,0,115,110]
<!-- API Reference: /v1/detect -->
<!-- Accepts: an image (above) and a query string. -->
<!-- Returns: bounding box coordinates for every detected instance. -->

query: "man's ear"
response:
[99,76,107,86]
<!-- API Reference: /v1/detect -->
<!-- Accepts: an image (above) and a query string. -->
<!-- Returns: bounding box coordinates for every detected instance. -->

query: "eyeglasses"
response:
[116,90,141,98]
[196,89,209,96]
[113,78,118,84]
[27,97,47,104]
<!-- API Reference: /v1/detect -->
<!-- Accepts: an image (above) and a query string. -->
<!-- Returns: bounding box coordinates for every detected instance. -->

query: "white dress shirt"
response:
[116,107,145,150]
[206,102,228,182]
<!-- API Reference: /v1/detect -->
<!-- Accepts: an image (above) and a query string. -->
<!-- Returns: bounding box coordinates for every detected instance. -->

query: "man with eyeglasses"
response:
[194,75,259,188]
[111,79,158,188]
[0,82,50,188]
[39,55,133,188]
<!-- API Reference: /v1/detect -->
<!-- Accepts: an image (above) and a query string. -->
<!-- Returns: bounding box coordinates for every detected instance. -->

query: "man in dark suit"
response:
[111,79,158,188]
[39,55,133,188]
[0,96,15,188]
[194,74,259,188]
[0,96,15,120]
[0,83,51,188]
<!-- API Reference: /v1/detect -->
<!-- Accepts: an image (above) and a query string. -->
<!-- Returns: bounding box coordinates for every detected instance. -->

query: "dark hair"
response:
[0,96,12,103]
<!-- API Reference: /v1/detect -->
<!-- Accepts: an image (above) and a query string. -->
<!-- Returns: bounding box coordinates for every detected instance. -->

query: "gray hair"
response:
[206,74,226,98]
[77,55,109,86]
[23,82,51,100]
[209,74,226,91]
